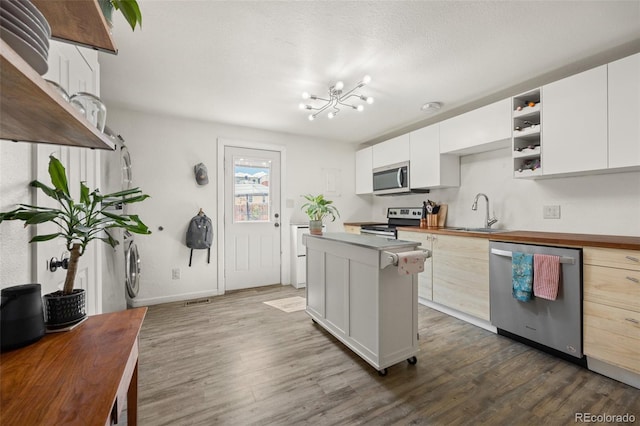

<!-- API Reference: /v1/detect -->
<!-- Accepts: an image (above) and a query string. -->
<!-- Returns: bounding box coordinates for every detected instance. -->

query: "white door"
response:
[35,43,101,314]
[35,145,101,315]
[224,146,281,290]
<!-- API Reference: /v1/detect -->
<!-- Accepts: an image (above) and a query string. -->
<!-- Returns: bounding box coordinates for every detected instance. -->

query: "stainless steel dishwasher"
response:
[489,241,584,364]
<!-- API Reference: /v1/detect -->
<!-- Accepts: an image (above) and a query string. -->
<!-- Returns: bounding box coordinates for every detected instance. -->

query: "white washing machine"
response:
[102,127,141,309]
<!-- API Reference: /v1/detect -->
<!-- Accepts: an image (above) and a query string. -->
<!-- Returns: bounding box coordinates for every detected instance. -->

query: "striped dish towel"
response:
[533,254,561,300]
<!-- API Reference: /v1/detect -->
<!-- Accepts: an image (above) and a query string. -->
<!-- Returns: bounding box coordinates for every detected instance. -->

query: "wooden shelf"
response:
[32,0,117,54]
[0,39,115,150]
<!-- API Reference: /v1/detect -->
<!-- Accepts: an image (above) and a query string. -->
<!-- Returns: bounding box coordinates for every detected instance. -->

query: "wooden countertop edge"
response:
[396,227,640,250]
[344,221,387,226]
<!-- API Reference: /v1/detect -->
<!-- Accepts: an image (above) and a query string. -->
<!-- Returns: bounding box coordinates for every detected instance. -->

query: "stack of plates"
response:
[0,0,51,75]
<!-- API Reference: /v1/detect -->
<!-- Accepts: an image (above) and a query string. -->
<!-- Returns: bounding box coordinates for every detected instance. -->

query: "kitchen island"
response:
[303,232,428,375]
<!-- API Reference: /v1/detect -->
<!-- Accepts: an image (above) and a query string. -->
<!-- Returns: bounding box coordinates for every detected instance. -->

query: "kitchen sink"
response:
[449,227,506,233]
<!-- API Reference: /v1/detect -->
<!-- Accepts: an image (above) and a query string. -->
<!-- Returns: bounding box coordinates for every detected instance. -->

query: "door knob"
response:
[274,213,279,218]
[274,223,280,228]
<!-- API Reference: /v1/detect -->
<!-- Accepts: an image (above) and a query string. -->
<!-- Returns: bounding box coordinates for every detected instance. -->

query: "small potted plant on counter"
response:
[301,194,340,235]
[0,155,150,328]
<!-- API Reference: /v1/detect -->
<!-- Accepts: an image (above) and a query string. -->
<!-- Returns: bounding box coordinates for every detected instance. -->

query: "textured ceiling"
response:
[99,1,640,145]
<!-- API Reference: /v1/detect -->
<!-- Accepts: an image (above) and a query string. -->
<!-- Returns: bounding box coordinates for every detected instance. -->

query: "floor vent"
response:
[184,298,211,307]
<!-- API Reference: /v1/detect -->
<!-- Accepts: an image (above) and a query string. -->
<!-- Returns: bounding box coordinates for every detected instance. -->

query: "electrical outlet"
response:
[543,205,561,219]
[172,268,181,280]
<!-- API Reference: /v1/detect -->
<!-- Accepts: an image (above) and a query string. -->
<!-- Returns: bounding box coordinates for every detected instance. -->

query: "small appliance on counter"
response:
[1,284,45,351]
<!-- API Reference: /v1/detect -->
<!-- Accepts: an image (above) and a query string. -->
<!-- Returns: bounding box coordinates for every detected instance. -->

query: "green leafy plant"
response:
[100,0,142,31]
[0,155,150,295]
[301,194,340,222]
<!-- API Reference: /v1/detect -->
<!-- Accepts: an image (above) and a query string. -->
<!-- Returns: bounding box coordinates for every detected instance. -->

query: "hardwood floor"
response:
[131,285,639,425]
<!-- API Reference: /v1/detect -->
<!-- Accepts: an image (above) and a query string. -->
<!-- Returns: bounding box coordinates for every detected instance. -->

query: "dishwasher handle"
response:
[490,248,576,265]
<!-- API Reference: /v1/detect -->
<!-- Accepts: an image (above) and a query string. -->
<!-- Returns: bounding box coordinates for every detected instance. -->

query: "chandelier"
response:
[299,75,374,121]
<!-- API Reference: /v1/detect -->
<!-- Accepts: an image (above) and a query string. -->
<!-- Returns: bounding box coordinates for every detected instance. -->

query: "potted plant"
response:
[301,194,340,235]
[0,155,150,327]
[98,0,143,31]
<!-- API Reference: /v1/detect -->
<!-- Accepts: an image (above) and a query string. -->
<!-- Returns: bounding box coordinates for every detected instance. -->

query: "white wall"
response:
[370,148,640,236]
[0,143,34,288]
[106,107,370,306]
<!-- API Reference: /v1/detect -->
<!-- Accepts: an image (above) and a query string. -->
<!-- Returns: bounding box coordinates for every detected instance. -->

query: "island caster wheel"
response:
[378,368,388,376]
[311,318,317,324]
[407,356,417,365]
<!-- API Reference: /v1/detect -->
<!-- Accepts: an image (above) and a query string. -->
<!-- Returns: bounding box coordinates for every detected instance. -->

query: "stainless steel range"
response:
[360,207,423,238]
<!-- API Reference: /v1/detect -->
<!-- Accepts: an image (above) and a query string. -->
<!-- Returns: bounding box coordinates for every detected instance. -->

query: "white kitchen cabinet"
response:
[542,65,608,175]
[355,146,373,194]
[304,233,421,374]
[409,124,459,189]
[608,53,640,169]
[371,134,410,168]
[439,98,512,155]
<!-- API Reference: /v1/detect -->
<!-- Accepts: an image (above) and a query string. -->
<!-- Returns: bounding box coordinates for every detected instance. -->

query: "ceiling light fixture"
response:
[299,75,374,121]
[421,102,442,113]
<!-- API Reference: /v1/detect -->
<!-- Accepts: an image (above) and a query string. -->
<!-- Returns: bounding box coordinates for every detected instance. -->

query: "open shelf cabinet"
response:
[32,0,117,54]
[512,88,541,178]
[0,0,116,151]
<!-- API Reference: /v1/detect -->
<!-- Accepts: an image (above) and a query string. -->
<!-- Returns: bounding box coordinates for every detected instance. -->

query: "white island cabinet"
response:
[304,233,428,375]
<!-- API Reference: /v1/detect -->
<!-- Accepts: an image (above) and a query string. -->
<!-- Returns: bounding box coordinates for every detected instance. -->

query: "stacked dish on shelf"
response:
[0,0,51,75]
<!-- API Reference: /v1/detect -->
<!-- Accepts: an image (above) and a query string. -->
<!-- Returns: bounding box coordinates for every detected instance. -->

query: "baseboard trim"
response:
[127,290,223,307]
[587,357,640,389]
[419,298,497,333]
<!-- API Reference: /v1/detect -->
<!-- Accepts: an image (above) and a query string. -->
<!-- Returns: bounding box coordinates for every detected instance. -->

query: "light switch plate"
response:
[172,268,181,280]
[543,205,561,219]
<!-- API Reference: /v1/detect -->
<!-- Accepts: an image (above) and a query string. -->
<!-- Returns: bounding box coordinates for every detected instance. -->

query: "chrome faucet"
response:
[472,193,498,228]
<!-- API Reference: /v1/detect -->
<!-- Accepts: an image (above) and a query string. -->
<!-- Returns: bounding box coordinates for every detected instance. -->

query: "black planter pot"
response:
[1,284,46,352]
[44,289,86,327]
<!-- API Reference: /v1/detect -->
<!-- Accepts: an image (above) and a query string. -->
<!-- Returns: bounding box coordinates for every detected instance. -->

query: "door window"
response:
[233,156,271,222]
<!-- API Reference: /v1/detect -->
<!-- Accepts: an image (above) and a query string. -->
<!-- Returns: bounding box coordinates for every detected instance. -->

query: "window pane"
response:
[233,156,271,222]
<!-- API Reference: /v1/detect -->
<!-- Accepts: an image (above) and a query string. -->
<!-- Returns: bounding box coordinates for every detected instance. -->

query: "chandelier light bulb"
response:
[302,92,310,100]
[356,105,364,112]
[308,114,315,121]
[328,111,335,119]
[334,81,344,91]
[299,103,306,110]
[362,75,371,85]
[366,97,374,104]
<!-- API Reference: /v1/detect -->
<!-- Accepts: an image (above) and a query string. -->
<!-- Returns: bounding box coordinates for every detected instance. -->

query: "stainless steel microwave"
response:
[372,161,430,195]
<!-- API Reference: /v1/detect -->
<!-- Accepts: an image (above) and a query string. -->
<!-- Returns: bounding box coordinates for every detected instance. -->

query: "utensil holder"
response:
[427,214,438,228]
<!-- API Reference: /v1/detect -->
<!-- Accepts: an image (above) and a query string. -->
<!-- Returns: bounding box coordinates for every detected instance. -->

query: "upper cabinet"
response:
[409,124,459,189]
[0,1,114,150]
[439,98,512,155]
[542,66,608,175]
[542,53,640,177]
[608,53,640,169]
[355,146,373,195]
[371,134,410,168]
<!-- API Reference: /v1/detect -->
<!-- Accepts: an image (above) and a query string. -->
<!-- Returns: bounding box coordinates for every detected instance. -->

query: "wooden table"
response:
[0,307,147,425]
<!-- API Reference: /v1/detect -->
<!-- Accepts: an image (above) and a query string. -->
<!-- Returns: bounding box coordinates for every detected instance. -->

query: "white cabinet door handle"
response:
[626,276,640,284]
[625,318,639,324]
[625,255,640,263]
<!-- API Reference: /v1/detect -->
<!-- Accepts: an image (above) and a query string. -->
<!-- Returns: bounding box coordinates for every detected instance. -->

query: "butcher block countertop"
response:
[396,227,640,251]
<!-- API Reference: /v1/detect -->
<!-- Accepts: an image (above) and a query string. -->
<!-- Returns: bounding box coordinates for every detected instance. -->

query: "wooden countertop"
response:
[344,221,386,226]
[0,307,147,425]
[396,227,640,250]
